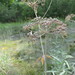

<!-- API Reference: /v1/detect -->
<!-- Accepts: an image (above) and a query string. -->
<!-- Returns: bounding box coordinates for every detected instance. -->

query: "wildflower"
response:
[36,55,52,65]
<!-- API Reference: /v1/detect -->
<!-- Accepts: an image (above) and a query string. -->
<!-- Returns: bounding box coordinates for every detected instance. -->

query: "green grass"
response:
[0,22,25,40]
[0,20,75,75]
[0,21,43,74]
[0,40,43,75]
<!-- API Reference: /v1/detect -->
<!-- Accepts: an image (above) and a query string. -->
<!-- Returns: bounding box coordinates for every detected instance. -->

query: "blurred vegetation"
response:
[0,2,35,22]
[0,0,75,75]
[0,0,75,22]
[0,19,75,75]
[38,0,75,18]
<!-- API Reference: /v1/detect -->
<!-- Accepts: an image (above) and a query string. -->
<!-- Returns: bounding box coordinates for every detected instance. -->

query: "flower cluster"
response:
[65,14,75,22]
[28,2,38,8]
[23,17,67,40]
[22,0,46,17]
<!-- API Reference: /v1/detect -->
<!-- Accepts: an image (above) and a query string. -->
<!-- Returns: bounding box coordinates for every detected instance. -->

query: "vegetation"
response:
[0,17,75,75]
[0,0,75,22]
[0,0,75,75]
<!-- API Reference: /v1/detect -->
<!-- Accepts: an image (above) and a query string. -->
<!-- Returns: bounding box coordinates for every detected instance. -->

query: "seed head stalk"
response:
[38,25,47,75]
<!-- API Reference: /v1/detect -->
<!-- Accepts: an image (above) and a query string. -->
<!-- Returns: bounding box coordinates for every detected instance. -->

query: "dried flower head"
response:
[65,14,75,22]
[23,17,67,40]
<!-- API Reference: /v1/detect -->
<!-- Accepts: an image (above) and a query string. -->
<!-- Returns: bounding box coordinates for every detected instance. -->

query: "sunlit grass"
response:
[0,40,27,74]
[0,39,42,75]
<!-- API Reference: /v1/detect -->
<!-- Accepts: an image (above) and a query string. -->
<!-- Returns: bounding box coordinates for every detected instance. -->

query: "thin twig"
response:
[43,0,53,18]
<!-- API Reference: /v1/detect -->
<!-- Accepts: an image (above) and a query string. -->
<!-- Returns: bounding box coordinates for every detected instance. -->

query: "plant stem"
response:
[43,0,53,18]
[38,25,47,75]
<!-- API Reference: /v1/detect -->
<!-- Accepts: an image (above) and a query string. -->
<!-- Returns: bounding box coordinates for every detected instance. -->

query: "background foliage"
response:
[0,0,75,22]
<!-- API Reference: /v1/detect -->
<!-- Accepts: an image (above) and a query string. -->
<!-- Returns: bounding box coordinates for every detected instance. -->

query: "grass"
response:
[0,22,41,75]
[0,19,75,75]
[0,39,43,75]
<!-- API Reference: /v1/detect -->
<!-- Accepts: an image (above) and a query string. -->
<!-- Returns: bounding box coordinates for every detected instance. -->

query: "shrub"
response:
[13,3,35,21]
[1,0,75,22]
[0,3,35,22]
[0,0,14,6]
[38,0,75,18]
[0,3,17,22]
